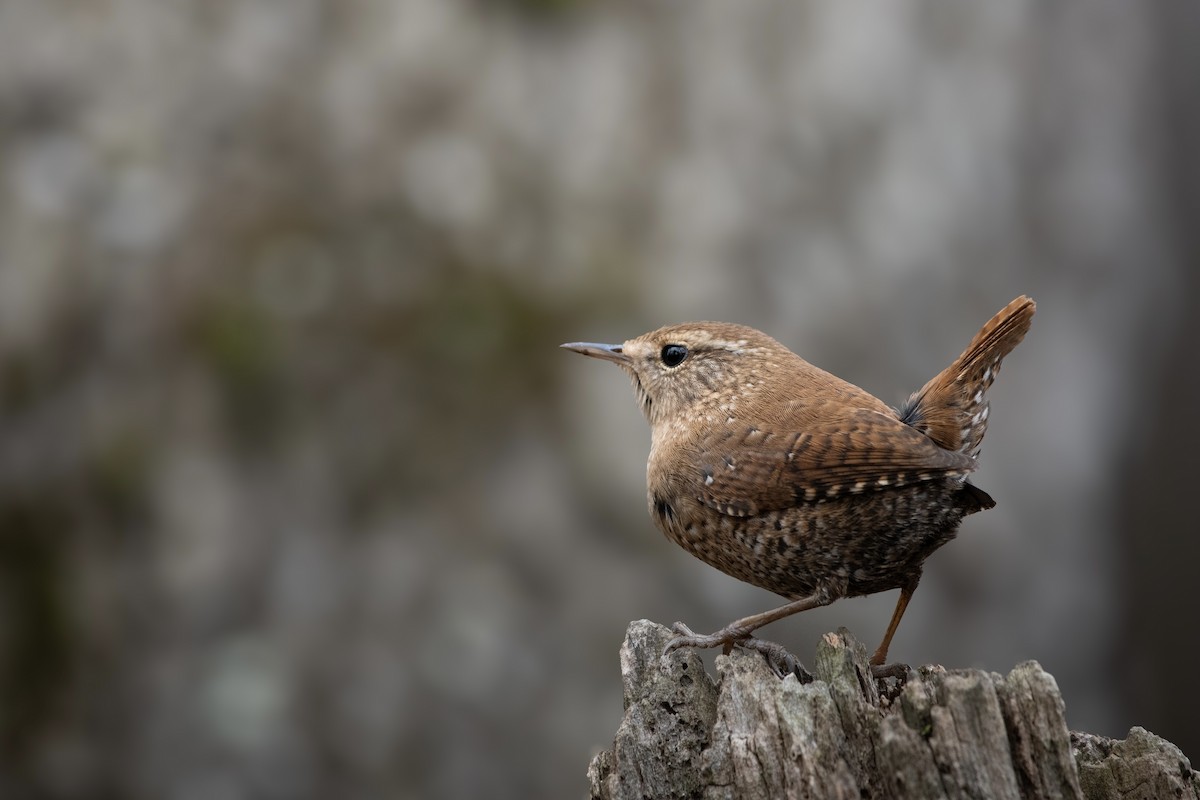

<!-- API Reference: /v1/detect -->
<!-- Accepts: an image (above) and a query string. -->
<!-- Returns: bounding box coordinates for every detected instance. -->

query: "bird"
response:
[561,296,1035,679]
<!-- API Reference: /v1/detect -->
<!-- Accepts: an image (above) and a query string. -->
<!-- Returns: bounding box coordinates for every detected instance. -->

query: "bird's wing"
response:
[693,407,978,518]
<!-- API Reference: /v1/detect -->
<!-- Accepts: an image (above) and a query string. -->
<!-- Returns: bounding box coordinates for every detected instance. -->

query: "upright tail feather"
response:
[899,296,1036,458]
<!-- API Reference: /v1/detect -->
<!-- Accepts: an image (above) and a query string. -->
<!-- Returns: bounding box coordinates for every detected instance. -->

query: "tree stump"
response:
[587,620,1199,800]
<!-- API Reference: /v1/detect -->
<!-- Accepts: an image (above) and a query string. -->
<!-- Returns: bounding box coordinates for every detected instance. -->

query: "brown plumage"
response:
[562,296,1035,678]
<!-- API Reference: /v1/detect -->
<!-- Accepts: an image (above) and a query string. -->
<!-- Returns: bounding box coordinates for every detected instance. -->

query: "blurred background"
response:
[1,1,1198,797]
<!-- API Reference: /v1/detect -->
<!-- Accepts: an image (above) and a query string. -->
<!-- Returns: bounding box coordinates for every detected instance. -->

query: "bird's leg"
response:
[667,592,831,652]
[665,592,831,679]
[869,575,921,680]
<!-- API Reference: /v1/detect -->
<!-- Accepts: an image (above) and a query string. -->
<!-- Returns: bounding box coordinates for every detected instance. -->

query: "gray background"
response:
[1,1,1197,798]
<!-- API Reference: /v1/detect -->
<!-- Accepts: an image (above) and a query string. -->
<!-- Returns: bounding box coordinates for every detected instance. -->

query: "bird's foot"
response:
[665,621,746,653]
[869,660,911,681]
[870,660,913,703]
[736,636,815,683]
[665,622,813,683]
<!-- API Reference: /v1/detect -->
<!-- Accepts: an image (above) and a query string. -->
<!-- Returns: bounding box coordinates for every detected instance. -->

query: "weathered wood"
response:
[588,621,1198,800]
[1073,728,1200,800]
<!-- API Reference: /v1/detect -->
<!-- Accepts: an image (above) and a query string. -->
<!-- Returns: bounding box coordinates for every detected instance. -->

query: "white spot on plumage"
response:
[877,476,890,486]
[704,474,714,486]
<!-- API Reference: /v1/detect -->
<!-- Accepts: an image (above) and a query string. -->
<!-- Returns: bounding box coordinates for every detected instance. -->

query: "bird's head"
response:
[562,322,790,428]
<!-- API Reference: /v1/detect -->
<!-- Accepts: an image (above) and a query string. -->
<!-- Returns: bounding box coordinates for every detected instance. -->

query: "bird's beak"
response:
[560,341,630,365]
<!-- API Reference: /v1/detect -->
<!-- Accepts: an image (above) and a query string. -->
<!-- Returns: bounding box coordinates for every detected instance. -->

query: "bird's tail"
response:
[899,296,1035,458]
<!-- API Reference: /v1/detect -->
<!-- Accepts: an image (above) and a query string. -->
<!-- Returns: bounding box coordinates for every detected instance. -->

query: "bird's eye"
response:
[661,344,688,367]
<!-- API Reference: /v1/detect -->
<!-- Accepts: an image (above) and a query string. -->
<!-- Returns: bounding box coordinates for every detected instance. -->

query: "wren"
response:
[563,296,1035,679]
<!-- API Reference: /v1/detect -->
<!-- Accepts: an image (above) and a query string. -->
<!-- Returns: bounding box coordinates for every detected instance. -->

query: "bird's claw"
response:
[665,621,751,654]
[738,636,814,683]
[870,661,912,682]
[664,621,812,683]
[667,621,699,642]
